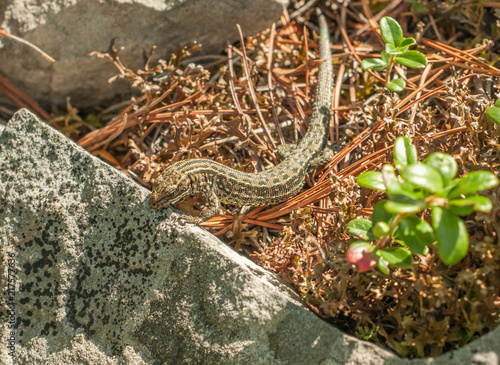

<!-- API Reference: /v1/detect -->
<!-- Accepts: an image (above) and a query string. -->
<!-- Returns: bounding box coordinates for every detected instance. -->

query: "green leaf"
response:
[394,137,418,170]
[447,204,474,217]
[485,106,500,125]
[381,49,391,64]
[380,17,403,47]
[386,44,404,55]
[373,221,391,238]
[377,256,391,275]
[357,171,386,191]
[393,240,435,255]
[382,164,402,193]
[372,200,395,225]
[449,195,493,213]
[412,2,427,12]
[397,239,429,255]
[346,218,374,240]
[400,37,416,48]
[432,207,469,265]
[395,50,428,68]
[448,171,499,199]
[382,164,422,199]
[441,178,461,197]
[387,78,406,92]
[378,247,413,268]
[397,216,435,255]
[423,153,457,185]
[385,194,426,214]
[400,163,444,193]
[495,99,500,107]
[361,58,389,71]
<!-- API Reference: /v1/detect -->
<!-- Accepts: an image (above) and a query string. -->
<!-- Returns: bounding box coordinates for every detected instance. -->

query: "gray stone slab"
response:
[0,109,498,364]
[0,0,288,108]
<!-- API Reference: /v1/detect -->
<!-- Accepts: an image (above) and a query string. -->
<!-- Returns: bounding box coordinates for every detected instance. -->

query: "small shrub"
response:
[347,137,498,273]
[361,17,428,92]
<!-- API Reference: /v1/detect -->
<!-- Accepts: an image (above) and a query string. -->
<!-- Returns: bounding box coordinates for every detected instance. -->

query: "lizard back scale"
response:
[150,10,333,223]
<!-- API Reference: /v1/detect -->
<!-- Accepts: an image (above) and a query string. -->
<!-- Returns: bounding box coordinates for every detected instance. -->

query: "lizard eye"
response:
[149,168,192,209]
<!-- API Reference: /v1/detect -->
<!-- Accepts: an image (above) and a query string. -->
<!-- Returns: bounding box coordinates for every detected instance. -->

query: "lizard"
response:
[149,9,333,224]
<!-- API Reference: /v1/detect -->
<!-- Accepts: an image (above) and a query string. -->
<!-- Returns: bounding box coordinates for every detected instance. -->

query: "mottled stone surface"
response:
[0,0,287,109]
[0,109,499,364]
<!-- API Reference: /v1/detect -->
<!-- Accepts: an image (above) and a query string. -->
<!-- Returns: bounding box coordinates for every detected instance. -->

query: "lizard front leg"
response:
[197,187,221,222]
[173,188,220,224]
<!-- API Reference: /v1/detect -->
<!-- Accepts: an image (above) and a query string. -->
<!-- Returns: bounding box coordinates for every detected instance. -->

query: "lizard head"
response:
[149,166,192,209]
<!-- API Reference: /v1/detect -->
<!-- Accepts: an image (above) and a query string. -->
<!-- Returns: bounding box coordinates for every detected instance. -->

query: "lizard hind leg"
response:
[309,145,334,170]
[277,143,297,159]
